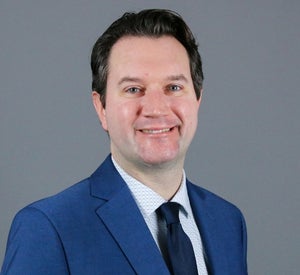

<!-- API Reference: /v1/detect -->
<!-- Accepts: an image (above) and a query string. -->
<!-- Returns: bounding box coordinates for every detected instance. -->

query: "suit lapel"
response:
[187,181,229,275]
[90,156,169,275]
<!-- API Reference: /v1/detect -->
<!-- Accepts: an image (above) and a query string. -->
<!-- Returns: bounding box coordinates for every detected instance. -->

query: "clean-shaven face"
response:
[93,36,201,171]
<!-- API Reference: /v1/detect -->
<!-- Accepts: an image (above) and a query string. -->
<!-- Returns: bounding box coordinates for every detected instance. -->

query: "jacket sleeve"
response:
[1,206,69,275]
[241,210,248,275]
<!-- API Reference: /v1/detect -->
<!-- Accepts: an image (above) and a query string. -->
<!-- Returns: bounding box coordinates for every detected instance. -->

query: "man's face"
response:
[93,36,201,171]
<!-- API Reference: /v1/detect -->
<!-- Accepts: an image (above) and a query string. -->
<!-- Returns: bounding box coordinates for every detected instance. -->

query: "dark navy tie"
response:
[158,202,198,275]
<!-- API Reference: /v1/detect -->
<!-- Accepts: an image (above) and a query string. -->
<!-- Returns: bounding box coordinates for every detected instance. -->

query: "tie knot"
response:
[158,202,181,225]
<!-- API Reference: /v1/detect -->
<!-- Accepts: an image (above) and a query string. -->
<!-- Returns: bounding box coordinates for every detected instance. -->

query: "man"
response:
[1,9,247,274]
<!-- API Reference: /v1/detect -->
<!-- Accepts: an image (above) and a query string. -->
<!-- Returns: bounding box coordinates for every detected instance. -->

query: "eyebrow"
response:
[117,77,142,86]
[165,74,189,83]
[118,74,189,86]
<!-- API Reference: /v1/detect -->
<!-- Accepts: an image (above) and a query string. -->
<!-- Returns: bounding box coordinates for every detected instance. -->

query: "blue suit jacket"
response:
[1,156,247,274]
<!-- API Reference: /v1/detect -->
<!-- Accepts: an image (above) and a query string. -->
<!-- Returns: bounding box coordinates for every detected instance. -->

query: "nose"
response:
[140,90,170,117]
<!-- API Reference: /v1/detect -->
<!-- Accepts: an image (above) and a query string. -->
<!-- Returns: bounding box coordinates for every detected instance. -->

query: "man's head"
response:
[91,9,203,171]
[91,9,203,108]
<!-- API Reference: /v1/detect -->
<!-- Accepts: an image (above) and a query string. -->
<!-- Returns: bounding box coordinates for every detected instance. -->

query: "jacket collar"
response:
[187,180,230,275]
[89,155,169,275]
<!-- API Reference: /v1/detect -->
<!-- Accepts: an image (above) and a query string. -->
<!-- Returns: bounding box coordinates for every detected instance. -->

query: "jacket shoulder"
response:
[187,180,246,220]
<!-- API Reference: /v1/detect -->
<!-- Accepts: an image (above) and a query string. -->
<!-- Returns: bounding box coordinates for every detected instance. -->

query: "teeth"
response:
[142,128,171,134]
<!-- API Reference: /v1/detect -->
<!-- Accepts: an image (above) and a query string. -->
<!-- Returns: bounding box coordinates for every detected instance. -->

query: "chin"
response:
[139,152,181,167]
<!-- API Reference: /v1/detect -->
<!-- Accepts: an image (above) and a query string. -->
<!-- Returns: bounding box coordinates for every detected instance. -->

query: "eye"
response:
[167,84,182,92]
[122,86,145,98]
[126,87,141,94]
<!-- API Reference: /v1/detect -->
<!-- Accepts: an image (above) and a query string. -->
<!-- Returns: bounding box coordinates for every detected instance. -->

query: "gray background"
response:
[1,1,299,274]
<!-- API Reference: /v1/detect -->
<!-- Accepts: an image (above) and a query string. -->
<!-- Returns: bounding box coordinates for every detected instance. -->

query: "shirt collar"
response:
[111,156,192,218]
[170,173,192,218]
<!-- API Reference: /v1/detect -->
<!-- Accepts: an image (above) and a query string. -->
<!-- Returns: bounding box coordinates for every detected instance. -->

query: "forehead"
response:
[107,35,191,78]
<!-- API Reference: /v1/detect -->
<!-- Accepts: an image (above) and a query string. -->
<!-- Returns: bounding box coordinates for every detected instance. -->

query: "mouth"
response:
[141,128,171,134]
[137,127,178,135]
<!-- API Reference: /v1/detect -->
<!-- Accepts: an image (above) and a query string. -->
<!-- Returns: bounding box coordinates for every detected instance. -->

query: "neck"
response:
[113,155,184,200]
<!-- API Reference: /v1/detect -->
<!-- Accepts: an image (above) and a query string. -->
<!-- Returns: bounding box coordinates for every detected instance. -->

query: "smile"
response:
[140,128,172,134]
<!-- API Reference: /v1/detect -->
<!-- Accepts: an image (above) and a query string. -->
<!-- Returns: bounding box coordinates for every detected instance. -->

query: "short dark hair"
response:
[91,9,204,107]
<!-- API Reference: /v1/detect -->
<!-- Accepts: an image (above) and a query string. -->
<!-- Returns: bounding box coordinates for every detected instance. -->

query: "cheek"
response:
[105,101,137,131]
[179,101,200,137]
[177,100,199,122]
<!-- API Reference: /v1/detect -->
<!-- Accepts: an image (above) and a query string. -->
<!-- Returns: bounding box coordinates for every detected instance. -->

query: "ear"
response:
[197,88,203,109]
[92,91,108,131]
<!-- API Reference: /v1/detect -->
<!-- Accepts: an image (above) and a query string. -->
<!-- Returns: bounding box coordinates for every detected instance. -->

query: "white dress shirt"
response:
[112,157,208,274]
